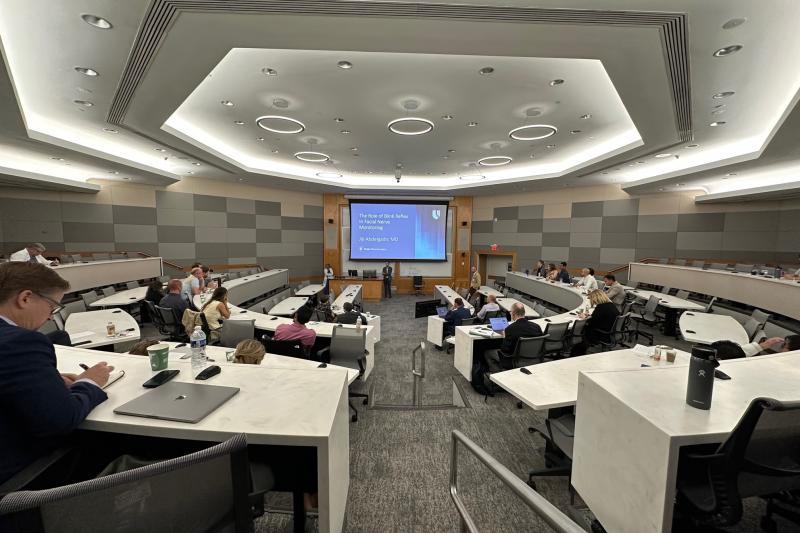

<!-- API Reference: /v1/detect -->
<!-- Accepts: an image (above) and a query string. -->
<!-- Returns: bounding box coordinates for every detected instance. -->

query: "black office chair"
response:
[497,334,549,369]
[154,305,187,341]
[592,313,632,351]
[317,326,370,422]
[542,322,570,360]
[674,397,800,531]
[262,335,308,359]
[630,295,662,345]
[412,275,424,296]
[527,408,576,491]
[0,434,258,533]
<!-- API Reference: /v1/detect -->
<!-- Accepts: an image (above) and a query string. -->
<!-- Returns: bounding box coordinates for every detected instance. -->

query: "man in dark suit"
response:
[443,297,472,337]
[557,261,572,284]
[0,262,113,485]
[335,301,367,325]
[382,262,393,298]
[487,302,543,370]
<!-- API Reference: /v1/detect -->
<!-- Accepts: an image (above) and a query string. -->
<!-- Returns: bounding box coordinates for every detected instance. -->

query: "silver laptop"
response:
[113,382,240,424]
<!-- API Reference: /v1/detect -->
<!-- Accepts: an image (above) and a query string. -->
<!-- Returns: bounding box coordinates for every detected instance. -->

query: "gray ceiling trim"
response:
[108,0,691,144]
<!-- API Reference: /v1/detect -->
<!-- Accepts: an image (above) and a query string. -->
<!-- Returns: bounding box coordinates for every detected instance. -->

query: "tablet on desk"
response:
[489,317,508,332]
[436,306,448,318]
[114,382,239,423]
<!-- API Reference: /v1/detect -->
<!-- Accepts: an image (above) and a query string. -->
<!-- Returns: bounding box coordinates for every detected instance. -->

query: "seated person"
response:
[571,289,620,356]
[443,297,472,337]
[144,280,164,304]
[128,339,159,356]
[200,287,231,331]
[546,263,559,281]
[316,294,335,322]
[0,262,113,485]
[233,339,266,365]
[476,294,501,321]
[575,267,598,291]
[180,267,204,304]
[159,279,190,317]
[557,262,572,284]
[274,305,317,349]
[713,335,798,359]
[335,301,367,325]
[603,274,625,307]
[9,242,58,266]
[487,302,543,371]
[534,260,548,278]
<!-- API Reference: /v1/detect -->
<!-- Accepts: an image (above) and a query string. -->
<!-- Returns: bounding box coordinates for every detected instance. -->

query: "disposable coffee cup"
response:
[146,343,170,371]
[666,350,677,363]
[226,350,236,362]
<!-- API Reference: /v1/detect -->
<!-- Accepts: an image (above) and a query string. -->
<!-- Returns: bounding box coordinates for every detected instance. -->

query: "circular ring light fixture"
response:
[387,117,434,136]
[459,174,485,181]
[478,156,512,167]
[508,124,557,141]
[81,14,112,29]
[317,172,342,179]
[74,66,99,77]
[256,115,305,134]
[294,151,330,163]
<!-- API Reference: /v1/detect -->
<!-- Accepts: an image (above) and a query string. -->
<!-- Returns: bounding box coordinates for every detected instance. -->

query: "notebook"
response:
[436,306,448,317]
[103,370,125,390]
[113,382,239,423]
[489,317,509,332]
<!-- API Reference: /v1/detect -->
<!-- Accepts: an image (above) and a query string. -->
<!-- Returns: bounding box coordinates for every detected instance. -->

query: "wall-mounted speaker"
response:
[461,221,468,227]
[327,218,334,224]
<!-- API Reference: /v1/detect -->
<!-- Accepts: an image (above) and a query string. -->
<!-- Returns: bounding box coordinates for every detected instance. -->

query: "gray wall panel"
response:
[493,206,519,220]
[193,194,227,212]
[571,201,603,217]
[63,222,114,242]
[677,213,725,232]
[61,202,113,223]
[113,205,157,225]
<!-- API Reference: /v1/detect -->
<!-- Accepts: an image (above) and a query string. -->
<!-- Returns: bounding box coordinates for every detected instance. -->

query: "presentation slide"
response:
[350,201,447,261]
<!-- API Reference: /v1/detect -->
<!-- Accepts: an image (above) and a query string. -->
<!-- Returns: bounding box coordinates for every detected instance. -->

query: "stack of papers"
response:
[633,344,655,357]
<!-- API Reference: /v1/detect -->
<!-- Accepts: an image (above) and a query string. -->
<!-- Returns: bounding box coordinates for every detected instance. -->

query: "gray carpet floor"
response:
[226,295,781,532]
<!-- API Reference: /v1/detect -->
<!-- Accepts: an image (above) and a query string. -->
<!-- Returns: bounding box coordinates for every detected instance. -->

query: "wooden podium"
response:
[330,277,383,301]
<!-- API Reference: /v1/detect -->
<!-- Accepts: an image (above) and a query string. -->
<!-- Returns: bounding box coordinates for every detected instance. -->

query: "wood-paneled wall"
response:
[322,194,473,295]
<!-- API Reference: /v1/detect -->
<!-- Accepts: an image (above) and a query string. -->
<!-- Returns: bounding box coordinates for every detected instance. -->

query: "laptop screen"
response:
[489,317,508,331]
[436,306,448,317]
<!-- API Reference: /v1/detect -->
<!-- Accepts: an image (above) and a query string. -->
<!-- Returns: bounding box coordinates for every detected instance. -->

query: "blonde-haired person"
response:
[233,339,265,365]
[571,289,620,356]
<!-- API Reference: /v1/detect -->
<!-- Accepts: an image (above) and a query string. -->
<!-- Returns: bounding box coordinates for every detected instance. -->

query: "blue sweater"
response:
[0,320,107,484]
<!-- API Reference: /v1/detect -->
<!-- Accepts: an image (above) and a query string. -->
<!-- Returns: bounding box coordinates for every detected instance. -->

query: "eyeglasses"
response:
[33,292,64,316]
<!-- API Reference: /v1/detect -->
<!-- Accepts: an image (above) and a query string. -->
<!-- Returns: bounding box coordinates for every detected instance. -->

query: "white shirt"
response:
[477,302,501,320]
[795,267,800,277]
[742,342,762,357]
[324,268,334,280]
[10,248,52,265]
[578,275,598,291]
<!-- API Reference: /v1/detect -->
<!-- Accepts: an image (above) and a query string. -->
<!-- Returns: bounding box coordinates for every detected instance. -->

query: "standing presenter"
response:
[382,261,393,299]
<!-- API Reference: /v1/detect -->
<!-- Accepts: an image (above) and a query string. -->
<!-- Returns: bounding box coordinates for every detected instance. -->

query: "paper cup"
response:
[146,343,170,371]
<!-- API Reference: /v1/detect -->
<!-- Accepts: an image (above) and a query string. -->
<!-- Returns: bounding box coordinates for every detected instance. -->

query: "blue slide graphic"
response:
[350,202,447,260]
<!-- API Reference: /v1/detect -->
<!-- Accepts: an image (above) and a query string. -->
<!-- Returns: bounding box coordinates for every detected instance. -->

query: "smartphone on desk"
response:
[142,369,180,388]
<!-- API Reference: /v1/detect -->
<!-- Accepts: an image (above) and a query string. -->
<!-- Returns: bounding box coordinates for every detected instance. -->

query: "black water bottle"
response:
[685,346,719,410]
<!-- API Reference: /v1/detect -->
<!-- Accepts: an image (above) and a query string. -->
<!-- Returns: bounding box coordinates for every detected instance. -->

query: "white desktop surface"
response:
[53,257,163,293]
[572,351,800,533]
[89,287,148,308]
[267,296,310,316]
[55,346,350,533]
[453,325,503,380]
[295,284,325,297]
[679,312,748,345]
[496,297,539,318]
[477,285,503,297]
[162,342,359,385]
[223,269,289,306]
[65,309,140,348]
[331,285,362,315]
[490,347,690,410]
[627,288,706,310]
[434,285,475,312]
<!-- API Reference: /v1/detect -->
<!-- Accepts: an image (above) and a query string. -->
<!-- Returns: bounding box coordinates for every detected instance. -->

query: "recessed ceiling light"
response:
[442,114,453,120]
[478,156,512,167]
[107,170,119,174]
[337,60,353,69]
[350,147,358,151]
[713,91,735,99]
[686,143,699,148]
[448,149,456,153]
[271,149,279,154]
[50,157,65,161]
[722,18,747,29]
[262,68,277,76]
[678,183,686,187]
[238,178,244,182]
[272,98,289,109]
[479,66,494,75]
[467,121,478,127]
[221,100,234,106]
[725,173,737,176]
[234,120,245,125]
[529,154,535,159]
[570,130,581,134]
[601,171,608,175]
[711,108,726,115]
[709,121,726,127]
[256,115,305,134]
[81,14,112,29]
[636,161,645,164]
[459,174,485,181]
[442,156,449,160]
[74,66,99,77]
[256,137,265,141]
[73,100,93,107]
[549,79,564,86]
[155,148,166,152]
[122,177,131,180]
[658,187,664,192]
[192,162,201,166]
[103,128,118,133]
[509,124,558,141]
[580,114,591,120]
[654,153,672,158]
[387,117,434,136]
[713,45,743,57]
[317,172,342,179]
[294,151,330,162]
[187,171,194,175]
[334,117,344,122]
[545,144,556,149]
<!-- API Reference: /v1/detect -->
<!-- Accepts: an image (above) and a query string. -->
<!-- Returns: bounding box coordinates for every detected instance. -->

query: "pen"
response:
[79,363,90,370]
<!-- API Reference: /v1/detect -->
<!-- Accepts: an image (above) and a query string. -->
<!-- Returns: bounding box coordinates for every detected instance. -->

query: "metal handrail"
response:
[412,342,426,379]
[449,430,584,533]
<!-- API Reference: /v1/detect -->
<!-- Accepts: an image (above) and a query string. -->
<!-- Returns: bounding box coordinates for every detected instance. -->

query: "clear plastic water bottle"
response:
[190,326,207,375]
[356,316,362,330]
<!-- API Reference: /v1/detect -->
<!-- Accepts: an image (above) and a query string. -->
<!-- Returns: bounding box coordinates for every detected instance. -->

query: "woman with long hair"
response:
[201,286,231,330]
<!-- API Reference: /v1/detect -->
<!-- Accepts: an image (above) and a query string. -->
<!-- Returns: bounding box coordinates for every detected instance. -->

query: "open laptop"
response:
[114,382,239,424]
[489,317,509,333]
[436,306,448,317]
